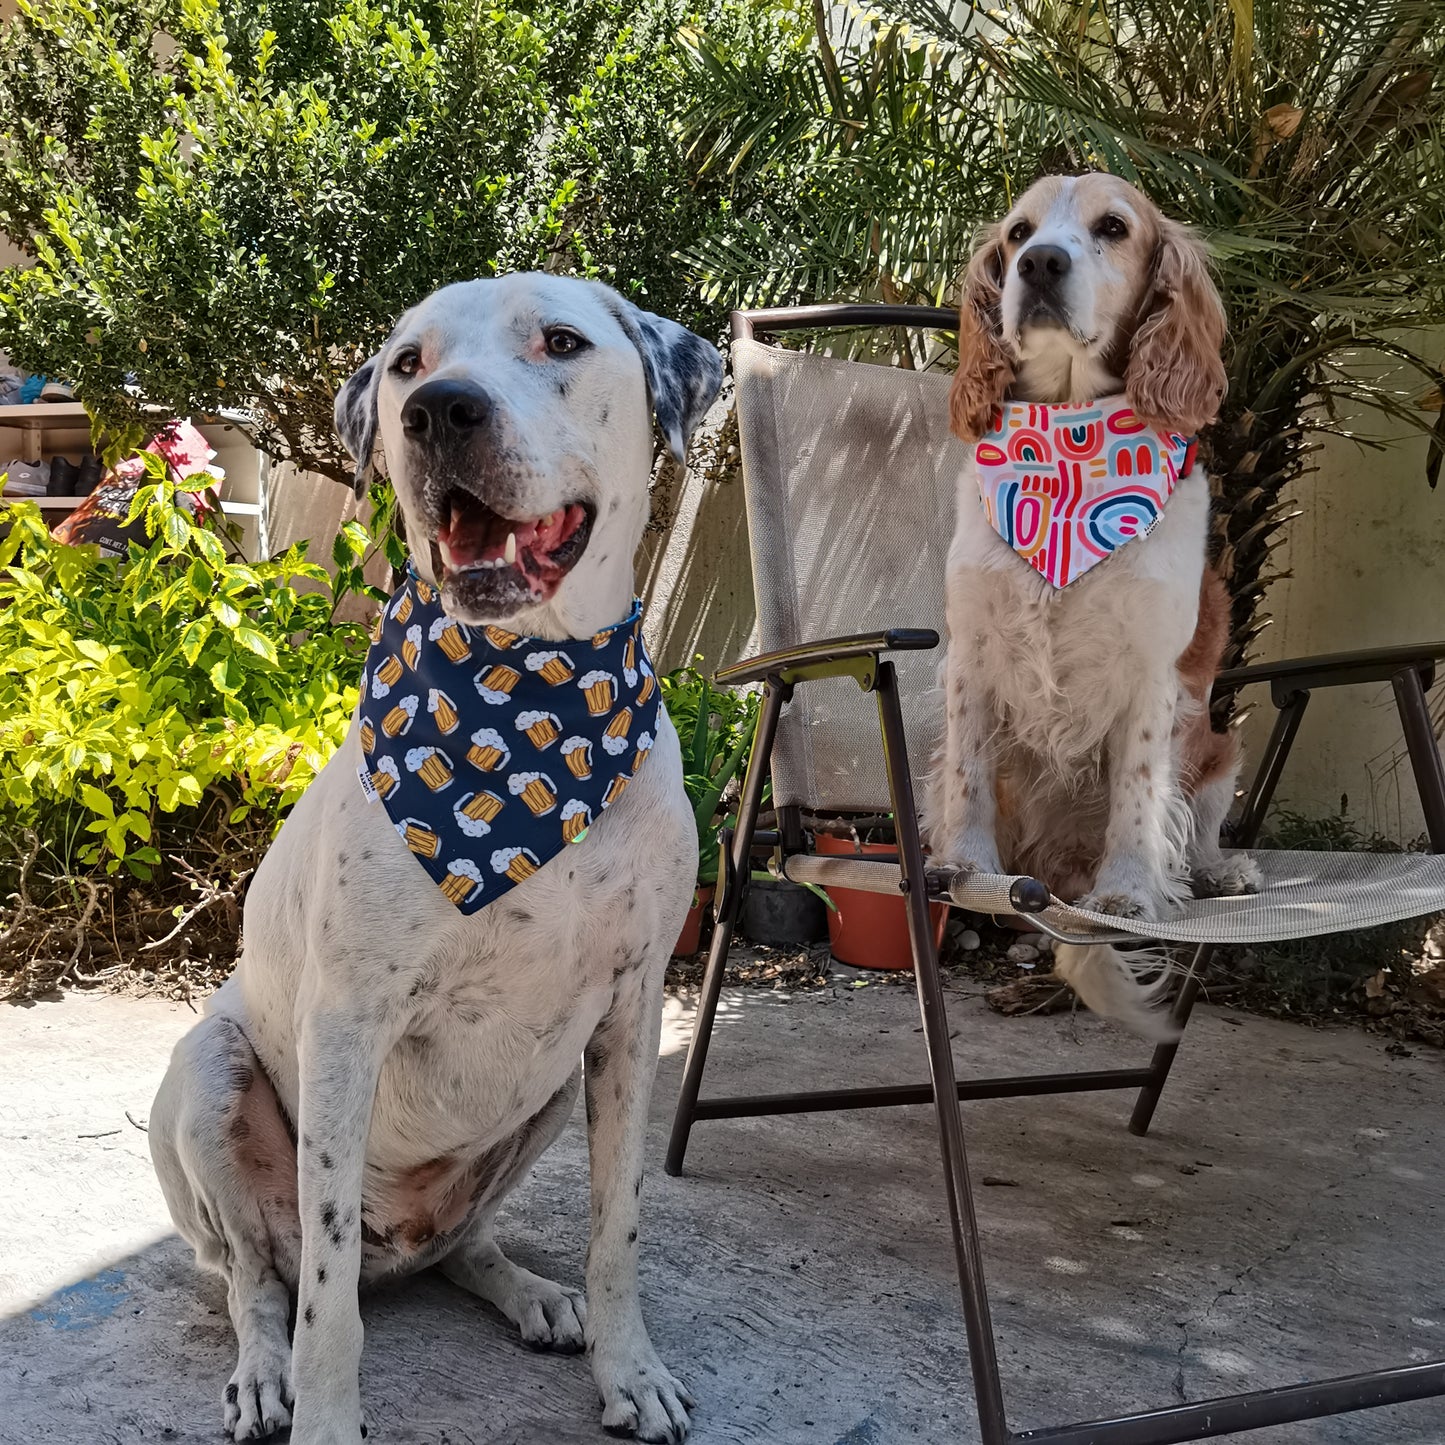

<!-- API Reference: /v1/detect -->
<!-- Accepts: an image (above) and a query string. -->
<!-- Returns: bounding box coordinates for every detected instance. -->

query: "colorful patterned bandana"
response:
[356,574,662,914]
[975,396,1196,588]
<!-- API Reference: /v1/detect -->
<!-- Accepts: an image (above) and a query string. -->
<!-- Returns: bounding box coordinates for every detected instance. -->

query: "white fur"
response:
[149,276,709,1444]
[932,182,1258,1039]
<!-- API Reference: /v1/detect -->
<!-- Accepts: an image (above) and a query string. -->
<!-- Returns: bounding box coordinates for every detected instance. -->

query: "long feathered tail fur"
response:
[1053,943,1181,1043]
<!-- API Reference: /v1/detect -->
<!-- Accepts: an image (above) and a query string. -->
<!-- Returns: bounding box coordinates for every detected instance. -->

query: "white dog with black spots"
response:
[148,273,723,1444]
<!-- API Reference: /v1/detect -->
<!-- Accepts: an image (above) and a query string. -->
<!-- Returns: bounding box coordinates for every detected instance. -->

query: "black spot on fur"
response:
[557,377,569,398]
[321,914,332,934]
[228,1060,254,1094]
[362,848,373,862]
[225,1384,239,1405]
[228,1113,251,1142]
[321,1202,345,1247]
[627,1228,637,1244]
[634,1175,642,1196]
[609,496,619,513]
[317,1266,327,1284]
[338,851,349,867]
[388,963,398,973]
[337,874,347,888]
[599,405,609,426]
[320,1151,334,1170]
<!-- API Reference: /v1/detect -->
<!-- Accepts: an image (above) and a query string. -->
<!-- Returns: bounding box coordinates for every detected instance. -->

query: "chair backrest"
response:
[732,308,965,812]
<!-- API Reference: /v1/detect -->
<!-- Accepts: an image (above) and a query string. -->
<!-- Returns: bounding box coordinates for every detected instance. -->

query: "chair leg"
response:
[1128,943,1211,1137]
[1131,690,1312,1136]
[665,679,788,1178]
[876,663,1010,1445]
[1392,665,1445,852]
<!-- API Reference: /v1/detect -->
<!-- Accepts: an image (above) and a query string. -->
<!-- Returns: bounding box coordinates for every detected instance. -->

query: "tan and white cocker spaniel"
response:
[930,172,1261,1038]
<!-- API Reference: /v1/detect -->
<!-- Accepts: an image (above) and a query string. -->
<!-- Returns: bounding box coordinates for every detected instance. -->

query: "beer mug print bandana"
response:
[356,574,663,914]
[975,396,1196,588]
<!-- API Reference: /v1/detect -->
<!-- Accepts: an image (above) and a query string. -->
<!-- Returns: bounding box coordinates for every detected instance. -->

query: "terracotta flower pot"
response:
[815,833,948,971]
[672,884,716,957]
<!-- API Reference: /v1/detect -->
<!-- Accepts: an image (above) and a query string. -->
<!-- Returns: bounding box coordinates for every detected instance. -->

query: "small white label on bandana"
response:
[357,765,380,805]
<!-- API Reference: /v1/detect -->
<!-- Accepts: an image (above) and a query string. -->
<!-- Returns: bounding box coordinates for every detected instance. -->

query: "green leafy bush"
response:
[0,0,790,482]
[660,662,760,886]
[0,458,370,881]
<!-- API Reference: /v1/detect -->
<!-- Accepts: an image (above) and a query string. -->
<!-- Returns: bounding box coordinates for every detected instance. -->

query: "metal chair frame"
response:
[665,304,1445,1444]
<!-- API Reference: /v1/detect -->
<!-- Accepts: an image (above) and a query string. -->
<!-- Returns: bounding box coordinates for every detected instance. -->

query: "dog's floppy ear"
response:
[1125,218,1228,436]
[607,297,724,464]
[949,224,1015,444]
[333,352,385,498]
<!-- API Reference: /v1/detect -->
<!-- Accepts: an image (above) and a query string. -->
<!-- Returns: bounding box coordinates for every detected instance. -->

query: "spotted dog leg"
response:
[286,1004,396,1445]
[583,961,693,1443]
[1080,670,1185,918]
[149,1012,301,1442]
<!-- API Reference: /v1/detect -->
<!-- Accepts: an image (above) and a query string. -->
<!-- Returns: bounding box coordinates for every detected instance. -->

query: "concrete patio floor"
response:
[2,981,1442,1445]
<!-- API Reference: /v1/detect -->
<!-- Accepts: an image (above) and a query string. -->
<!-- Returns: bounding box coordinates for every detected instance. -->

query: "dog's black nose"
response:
[402,379,495,440]
[1016,244,1072,290]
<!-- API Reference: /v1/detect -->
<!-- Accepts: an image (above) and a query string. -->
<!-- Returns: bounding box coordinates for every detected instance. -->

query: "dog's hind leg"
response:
[150,1008,300,1442]
[1186,755,1262,898]
[437,1068,587,1352]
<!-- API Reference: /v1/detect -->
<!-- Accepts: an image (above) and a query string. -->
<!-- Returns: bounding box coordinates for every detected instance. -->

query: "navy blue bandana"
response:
[356,575,662,914]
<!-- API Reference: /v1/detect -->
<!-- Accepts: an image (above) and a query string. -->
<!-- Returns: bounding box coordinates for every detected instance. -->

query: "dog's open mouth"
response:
[431,488,594,615]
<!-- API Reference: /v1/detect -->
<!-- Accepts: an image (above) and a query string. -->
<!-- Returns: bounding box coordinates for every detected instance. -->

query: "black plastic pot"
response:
[738,876,829,948]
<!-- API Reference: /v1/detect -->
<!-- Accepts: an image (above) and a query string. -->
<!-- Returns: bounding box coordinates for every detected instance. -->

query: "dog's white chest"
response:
[945,466,1210,764]
[233,711,693,1164]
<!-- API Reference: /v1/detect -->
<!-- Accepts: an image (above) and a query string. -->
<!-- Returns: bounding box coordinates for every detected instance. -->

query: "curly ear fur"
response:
[1125,219,1228,435]
[949,226,1014,443]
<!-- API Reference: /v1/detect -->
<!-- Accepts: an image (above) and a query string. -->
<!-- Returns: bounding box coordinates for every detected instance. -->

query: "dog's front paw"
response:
[593,1343,694,1443]
[1075,890,1149,919]
[1192,853,1262,898]
[224,1349,293,1441]
[932,834,1004,879]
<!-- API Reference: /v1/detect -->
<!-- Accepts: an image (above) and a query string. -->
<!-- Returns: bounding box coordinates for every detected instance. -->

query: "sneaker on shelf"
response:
[38,380,76,402]
[0,459,49,497]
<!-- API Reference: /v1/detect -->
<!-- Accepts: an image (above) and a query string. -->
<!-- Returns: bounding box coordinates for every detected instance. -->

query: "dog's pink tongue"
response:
[438,502,494,570]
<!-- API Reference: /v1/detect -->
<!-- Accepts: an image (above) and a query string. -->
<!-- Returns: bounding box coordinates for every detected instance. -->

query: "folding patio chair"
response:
[665,303,1445,1444]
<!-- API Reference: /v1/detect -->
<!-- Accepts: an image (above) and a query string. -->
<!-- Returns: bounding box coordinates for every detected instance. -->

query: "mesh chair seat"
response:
[670,304,1445,1445]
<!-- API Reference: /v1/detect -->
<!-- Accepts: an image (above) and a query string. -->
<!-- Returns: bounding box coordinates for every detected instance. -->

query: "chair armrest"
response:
[715,629,939,688]
[1214,640,1445,705]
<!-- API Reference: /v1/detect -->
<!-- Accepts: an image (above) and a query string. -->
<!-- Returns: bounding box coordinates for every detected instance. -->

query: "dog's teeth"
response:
[504,531,517,565]
[437,536,454,570]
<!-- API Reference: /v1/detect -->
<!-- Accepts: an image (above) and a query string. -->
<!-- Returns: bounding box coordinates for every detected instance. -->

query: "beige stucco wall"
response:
[1240,358,1445,844]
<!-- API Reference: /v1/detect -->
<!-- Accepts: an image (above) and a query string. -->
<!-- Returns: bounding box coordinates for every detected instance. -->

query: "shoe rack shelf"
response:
[0,401,265,552]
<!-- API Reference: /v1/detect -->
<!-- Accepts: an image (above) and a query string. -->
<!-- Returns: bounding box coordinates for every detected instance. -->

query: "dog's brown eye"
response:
[544,327,588,357]
[392,347,422,378]
[1095,214,1128,240]
[1007,220,1033,244]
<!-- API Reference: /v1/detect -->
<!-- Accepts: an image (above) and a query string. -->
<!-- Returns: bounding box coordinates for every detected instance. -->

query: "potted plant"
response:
[814,821,949,971]
[661,664,760,955]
